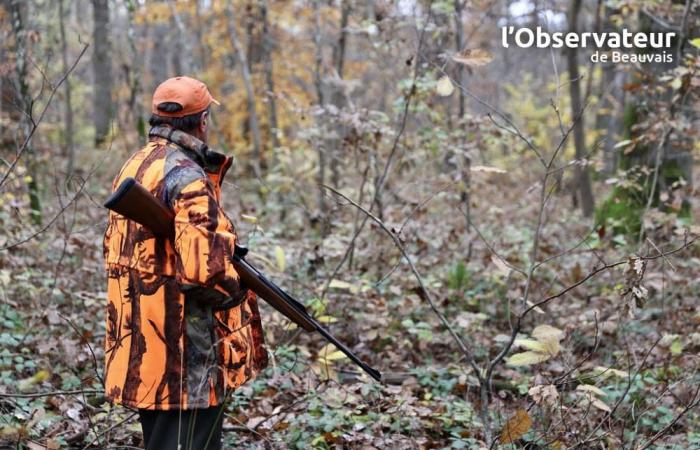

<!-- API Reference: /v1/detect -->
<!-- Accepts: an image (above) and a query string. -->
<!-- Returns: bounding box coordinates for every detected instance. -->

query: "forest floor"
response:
[0,156,699,450]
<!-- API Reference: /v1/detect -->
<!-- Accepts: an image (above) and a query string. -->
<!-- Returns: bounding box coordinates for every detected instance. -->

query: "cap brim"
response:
[210,97,220,106]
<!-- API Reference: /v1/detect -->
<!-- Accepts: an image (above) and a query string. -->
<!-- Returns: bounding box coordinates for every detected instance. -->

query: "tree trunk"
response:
[260,0,280,152]
[92,0,113,146]
[150,22,170,86]
[226,0,262,177]
[10,0,42,225]
[168,0,194,75]
[313,0,325,105]
[313,0,329,236]
[454,0,471,243]
[333,0,350,79]
[566,0,595,217]
[328,0,351,189]
[59,0,75,177]
[125,0,145,140]
[454,0,465,119]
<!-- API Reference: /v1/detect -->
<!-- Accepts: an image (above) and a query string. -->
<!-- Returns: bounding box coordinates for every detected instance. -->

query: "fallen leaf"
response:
[499,409,532,444]
[532,325,565,342]
[506,351,551,366]
[471,165,507,174]
[576,384,607,397]
[329,279,357,293]
[591,366,629,379]
[240,214,258,223]
[540,336,561,356]
[513,338,547,353]
[274,246,286,272]
[529,384,558,406]
[452,49,493,67]
[320,350,347,362]
[591,398,612,412]
[491,254,511,276]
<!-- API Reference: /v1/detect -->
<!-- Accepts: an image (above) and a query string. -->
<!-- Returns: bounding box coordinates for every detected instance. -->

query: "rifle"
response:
[104,177,382,382]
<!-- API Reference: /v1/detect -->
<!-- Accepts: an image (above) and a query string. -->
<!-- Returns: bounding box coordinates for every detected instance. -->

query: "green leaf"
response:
[670,339,683,356]
[689,37,700,49]
[436,76,454,96]
[274,245,286,272]
[321,350,347,361]
[613,139,634,150]
[540,337,561,356]
[591,366,629,379]
[329,279,358,293]
[513,338,547,353]
[506,351,551,366]
[315,315,337,324]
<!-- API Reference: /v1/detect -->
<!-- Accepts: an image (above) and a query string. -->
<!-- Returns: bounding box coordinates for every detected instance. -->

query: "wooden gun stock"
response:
[103,177,381,382]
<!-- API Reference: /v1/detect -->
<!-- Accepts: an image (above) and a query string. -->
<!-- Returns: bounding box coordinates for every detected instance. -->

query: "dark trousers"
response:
[138,404,225,450]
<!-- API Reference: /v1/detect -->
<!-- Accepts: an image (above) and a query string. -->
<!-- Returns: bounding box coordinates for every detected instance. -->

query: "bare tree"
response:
[92,0,113,145]
[454,0,466,119]
[260,0,280,152]
[59,0,75,177]
[225,0,262,177]
[313,0,329,235]
[9,0,41,224]
[566,0,595,217]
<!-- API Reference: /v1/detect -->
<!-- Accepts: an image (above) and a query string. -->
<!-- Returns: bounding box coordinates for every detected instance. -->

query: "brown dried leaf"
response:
[499,409,532,444]
[452,49,493,67]
[529,384,559,406]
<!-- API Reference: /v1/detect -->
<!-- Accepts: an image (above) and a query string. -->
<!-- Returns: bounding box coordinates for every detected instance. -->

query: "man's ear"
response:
[200,111,209,132]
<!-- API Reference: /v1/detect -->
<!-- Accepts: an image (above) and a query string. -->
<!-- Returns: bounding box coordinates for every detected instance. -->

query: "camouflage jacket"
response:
[103,126,268,410]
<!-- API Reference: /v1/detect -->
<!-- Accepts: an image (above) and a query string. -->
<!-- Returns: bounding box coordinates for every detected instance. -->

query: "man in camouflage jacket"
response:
[103,76,268,450]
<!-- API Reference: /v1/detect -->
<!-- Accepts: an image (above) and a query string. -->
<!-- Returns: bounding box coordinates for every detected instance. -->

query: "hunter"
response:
[103,76,268,450]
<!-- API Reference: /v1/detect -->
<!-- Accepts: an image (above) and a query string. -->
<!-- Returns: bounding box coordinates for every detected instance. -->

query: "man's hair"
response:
[148,102,209,132]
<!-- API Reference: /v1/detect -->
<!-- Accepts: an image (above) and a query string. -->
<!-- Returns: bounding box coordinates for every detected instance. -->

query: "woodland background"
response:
[0,0,699,448]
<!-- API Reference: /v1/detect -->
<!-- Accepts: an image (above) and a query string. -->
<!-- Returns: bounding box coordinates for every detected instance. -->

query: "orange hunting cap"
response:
[151,76,220,117]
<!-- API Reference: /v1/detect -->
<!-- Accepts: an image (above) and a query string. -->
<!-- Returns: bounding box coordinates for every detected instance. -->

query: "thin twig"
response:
[322,184,482,381]
[0,44,88,190]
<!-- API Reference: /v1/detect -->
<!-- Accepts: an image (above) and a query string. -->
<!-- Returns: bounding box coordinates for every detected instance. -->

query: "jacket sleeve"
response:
[172,176,246,303]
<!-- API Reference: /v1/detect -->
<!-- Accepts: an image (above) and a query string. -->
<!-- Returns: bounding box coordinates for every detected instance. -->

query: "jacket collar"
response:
[148,126,232,178]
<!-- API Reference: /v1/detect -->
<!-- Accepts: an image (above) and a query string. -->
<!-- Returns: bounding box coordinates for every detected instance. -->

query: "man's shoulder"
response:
[163,145,211,206]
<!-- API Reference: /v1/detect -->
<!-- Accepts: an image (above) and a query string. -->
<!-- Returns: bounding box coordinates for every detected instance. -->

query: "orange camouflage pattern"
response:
[103,126,268,410]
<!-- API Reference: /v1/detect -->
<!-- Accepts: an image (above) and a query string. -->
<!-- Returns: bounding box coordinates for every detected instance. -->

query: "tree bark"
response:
[150,22,169,87]
[59,0,75,177]
[167,0,194,75]
[313,0,329,236]
[454,0,465,119]
[226,0,262,177]
[10,0,41,225]
[92,0,113,146]
[328,0,351,189]
[260,0,280,151]
[125,0,145,140]
[566,0,595,217]
[454,0,470,242]
[333,0,350,79]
